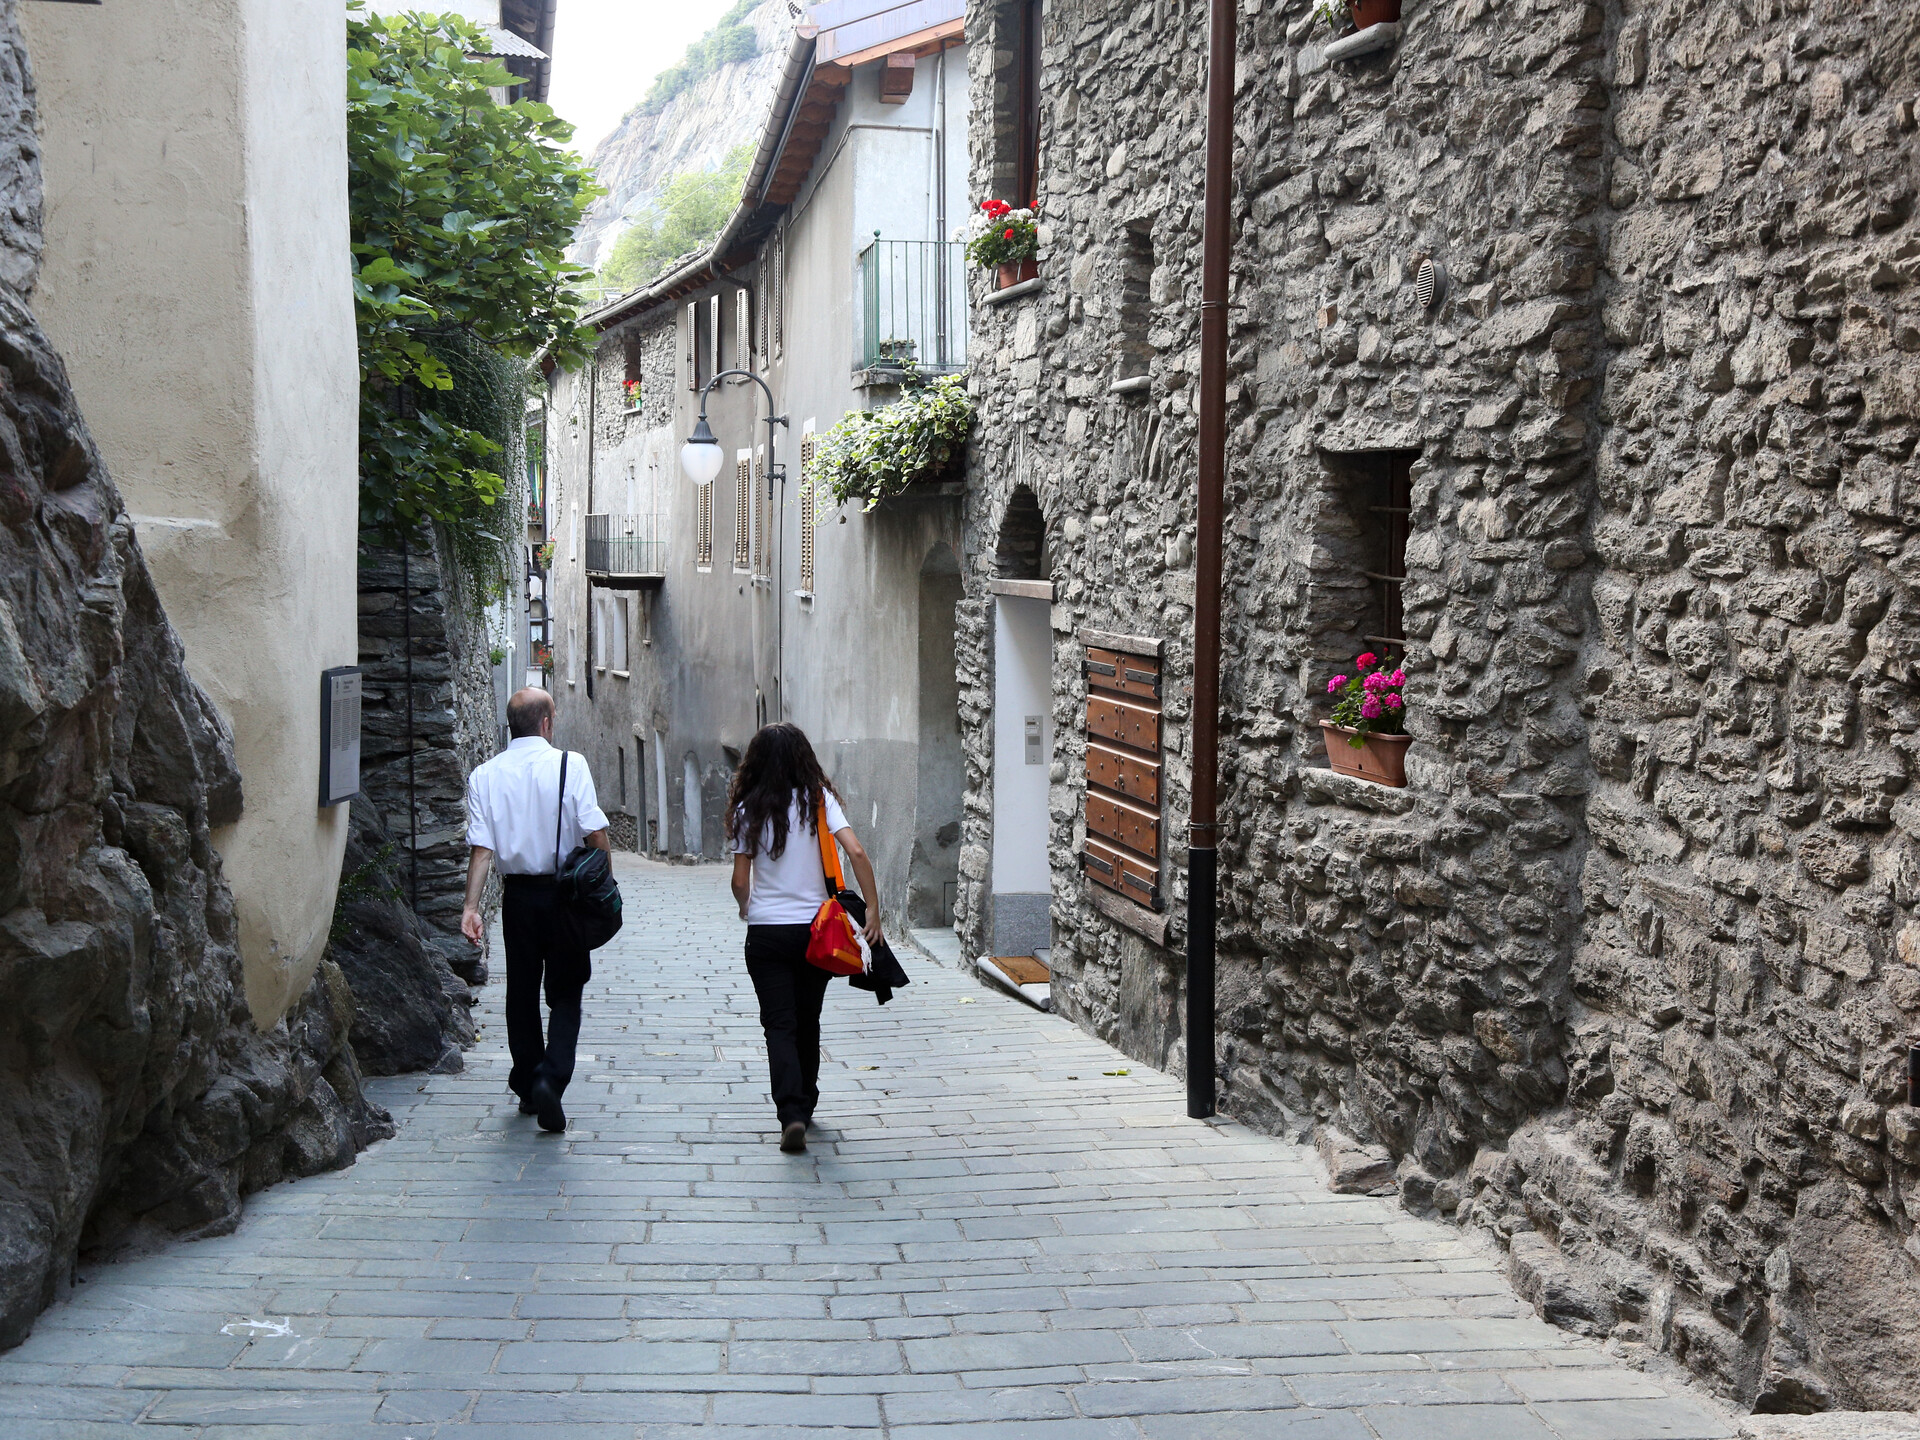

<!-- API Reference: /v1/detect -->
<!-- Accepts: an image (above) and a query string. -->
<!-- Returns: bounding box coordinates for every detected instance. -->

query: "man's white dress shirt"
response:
[466,736,610,875]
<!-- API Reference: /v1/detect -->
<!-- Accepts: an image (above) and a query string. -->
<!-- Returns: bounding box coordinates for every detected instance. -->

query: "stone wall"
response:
[0,4,387,1350]
[958,0,1920,1411]
[358,532,500,984]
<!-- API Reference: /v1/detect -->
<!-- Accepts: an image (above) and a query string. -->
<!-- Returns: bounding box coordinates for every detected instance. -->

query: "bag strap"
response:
[815,795,845,897]
[554,750,569,875]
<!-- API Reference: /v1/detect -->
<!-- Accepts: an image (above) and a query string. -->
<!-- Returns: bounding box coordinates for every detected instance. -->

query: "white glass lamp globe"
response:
[680,434,724,485]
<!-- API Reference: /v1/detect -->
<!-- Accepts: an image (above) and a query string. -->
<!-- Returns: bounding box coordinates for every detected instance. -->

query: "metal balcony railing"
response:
[856,237,969,375]
[584,514,665,588]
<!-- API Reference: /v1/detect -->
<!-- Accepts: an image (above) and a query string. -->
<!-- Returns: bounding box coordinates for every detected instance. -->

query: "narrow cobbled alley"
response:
[3,859,1739,1439]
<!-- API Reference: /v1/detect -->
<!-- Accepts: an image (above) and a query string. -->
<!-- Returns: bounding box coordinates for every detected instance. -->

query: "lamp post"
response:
[680,369,790,723]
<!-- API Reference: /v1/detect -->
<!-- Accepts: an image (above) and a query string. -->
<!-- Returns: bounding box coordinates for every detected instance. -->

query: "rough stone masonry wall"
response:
[358,531,499,987]
[0,7,389,1350]
[959,0,1920,1412]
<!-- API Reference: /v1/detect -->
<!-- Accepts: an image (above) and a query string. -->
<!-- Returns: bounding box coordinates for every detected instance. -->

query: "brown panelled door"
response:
[1081,641,1163,910]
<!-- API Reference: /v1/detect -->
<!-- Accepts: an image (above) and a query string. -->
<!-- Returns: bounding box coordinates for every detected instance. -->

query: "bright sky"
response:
[546,0,739,157]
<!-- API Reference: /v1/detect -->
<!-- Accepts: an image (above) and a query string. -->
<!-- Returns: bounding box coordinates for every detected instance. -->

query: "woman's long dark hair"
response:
[726,722,840,859]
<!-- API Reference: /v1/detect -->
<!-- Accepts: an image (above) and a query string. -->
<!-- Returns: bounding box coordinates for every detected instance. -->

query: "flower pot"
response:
[1320,722,1410,788]
[1347,0,1401,28]
[996,258,1039,290]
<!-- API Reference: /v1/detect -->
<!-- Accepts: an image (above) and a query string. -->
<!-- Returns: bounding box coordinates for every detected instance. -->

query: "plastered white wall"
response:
[23,0,359,1026]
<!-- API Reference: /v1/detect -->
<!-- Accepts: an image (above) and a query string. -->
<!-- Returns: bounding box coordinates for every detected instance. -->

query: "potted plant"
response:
[1321,652,1411,787]
[1314,0,1401,33]
[808,372,976,516]
[623,379,642,411]
[533,641,553,676]
[960,198,1040,290]
[534,540,555,571]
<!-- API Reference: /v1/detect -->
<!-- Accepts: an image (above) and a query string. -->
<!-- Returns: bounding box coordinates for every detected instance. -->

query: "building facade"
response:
[544,0,972,930]
[22,0,362,1028]
[954,0,1920,1413]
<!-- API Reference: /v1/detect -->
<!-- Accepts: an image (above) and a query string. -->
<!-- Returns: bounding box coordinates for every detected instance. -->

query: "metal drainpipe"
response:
[1187,0,1236,1121]
[585,357,595,702]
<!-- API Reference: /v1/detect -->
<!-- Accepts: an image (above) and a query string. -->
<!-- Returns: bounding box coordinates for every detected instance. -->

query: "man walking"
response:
[461,689,610,1133]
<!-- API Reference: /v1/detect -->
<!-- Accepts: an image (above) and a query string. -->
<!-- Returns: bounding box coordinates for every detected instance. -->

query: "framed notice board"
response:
[318,666,362,807]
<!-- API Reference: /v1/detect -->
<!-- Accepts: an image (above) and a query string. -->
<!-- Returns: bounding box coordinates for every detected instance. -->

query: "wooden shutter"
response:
[696,481,713,570]
[1081,641,1163,911]
[686,301,698,390]
[798,425,816,593]
[733,451,751,572]
[737,288,752,377]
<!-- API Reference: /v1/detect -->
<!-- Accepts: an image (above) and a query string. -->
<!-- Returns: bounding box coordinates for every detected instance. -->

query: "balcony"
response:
[856,238,968,380]
[585,514,665,589]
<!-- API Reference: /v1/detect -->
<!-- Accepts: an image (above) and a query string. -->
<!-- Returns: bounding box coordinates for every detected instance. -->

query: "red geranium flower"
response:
[1003,228,1015,240]
[1355,652,1377,670]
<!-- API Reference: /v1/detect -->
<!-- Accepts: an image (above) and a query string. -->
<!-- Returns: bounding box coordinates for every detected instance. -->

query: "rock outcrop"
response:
[325,799,475,1076]
[0,7,388,1350]
[957,0,1920,1411]
[568,0,792,269]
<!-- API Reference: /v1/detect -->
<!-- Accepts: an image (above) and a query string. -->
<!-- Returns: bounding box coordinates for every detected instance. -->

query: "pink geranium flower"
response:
[1359,695,1383,720]
[1355,652,1377,671]
[1384,694,1403,710]
[1389,670,1406,686]
[1327,675,1345,693]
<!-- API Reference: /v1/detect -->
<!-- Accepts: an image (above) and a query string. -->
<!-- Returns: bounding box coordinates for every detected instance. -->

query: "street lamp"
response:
[679,369,786,486]
[679,413,725,485]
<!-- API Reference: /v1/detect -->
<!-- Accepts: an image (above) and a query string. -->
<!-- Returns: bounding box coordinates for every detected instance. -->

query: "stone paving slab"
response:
[0,856,1741,1437]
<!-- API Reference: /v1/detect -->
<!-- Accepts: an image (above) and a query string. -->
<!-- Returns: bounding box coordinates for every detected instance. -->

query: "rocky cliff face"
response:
[959,0,1920,1413]
[567,0,792,269]
[0,6,388,1350]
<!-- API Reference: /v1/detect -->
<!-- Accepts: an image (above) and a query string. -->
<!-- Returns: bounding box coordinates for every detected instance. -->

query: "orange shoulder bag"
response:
[804,798,865,976]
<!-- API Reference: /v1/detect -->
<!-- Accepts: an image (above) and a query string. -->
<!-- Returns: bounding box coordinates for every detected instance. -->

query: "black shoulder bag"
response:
[554,751,623,950]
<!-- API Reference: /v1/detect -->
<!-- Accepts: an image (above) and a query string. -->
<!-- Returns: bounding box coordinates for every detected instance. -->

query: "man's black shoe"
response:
[530,1079,566,1133]
[780,1121,807,1154]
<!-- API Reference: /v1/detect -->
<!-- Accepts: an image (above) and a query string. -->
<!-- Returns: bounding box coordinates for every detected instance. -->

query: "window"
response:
[696,479,714,571]
[754,444,769,578]
[736,287,752,377]
[567,617,578,686]
[1080,633,1163,914]
[1117,222,1155,381]
[1012,0,1042,207]
[798,423,816,593]
[1322,451,1415,654]
[733,450,752,573]
[611,595,630,674]
[686,300,700,390]
[771,229,785,359]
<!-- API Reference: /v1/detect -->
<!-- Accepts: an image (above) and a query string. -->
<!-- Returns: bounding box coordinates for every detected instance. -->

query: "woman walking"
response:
[728,723,884,1153]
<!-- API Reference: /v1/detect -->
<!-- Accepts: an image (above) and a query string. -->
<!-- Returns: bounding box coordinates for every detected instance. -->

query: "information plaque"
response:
[318,666,362,807]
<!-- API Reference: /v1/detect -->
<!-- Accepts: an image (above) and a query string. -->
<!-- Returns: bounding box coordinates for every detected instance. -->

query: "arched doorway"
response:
[906,545,964,929]
[989,485,1052,963]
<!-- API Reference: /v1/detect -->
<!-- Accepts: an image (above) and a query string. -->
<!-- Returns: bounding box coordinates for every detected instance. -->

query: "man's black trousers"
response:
[502,875,591,1100]
[744,924,832,1125]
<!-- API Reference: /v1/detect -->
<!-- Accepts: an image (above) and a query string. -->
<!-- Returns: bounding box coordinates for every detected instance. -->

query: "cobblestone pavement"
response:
[1,857,1740,1438]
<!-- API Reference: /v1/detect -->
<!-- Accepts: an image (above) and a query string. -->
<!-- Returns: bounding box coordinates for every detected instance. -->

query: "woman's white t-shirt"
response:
[733,791,851,925]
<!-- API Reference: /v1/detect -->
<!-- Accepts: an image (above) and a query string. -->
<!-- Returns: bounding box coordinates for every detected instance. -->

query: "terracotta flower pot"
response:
[996,257,1039,290]
[1321,722,1411,788]
[1348,0,1402,28]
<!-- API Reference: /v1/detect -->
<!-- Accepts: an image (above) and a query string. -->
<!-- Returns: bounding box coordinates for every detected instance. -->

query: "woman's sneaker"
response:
[780,1121,807,1153]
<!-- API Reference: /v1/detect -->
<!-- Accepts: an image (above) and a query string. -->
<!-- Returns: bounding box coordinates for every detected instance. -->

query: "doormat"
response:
[992,955,1051,986]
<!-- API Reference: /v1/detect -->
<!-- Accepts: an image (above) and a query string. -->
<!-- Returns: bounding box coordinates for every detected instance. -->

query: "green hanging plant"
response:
[808,373,976,518]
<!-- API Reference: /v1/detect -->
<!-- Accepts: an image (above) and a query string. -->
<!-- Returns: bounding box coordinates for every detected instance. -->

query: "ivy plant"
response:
[808,374,976,517]
[347,6,600,542]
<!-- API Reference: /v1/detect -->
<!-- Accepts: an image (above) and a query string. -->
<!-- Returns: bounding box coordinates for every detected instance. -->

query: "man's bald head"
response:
[507,688,555,739]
